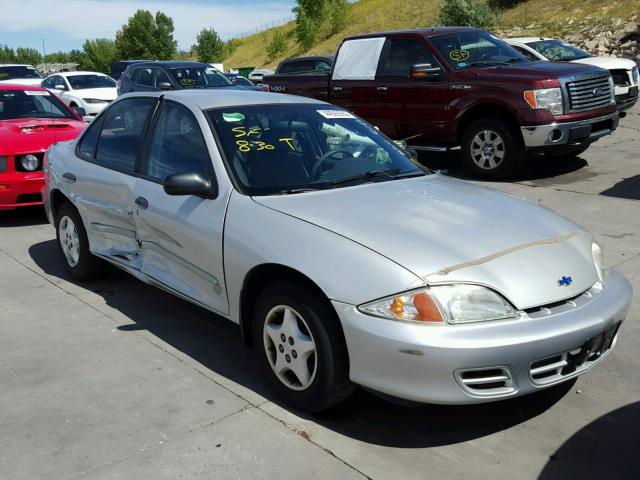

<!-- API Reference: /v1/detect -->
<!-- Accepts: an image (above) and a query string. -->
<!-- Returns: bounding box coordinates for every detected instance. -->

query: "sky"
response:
[0,0,296,53]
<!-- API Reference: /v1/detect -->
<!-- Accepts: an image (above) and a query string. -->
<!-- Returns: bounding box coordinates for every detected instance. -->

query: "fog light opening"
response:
[548,129,563,142]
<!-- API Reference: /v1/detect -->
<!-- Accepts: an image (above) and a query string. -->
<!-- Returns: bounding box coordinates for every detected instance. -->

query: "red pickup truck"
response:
[263,27,619,178]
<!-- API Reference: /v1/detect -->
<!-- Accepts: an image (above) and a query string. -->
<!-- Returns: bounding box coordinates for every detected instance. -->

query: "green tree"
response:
[327,0,349,35]
[68,49,88,68]
[192,28,226,63]
[115,9,177,60]
[45,51,71,63]
[0,45,16,62]
[293,0,327,22]
[83,38,118,73]
[267,30,288,61]
[15,47,42,66]
[438,0,495,28]
[295,7,320,50]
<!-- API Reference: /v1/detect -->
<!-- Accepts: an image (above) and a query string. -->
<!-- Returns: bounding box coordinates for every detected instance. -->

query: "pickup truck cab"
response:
[263,28,619,178]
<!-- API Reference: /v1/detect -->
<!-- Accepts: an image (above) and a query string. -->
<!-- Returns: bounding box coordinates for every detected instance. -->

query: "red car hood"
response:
[0,117,86,155]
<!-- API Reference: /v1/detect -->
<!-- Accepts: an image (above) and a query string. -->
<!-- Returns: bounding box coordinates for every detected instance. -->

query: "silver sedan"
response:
[43,90,633,412]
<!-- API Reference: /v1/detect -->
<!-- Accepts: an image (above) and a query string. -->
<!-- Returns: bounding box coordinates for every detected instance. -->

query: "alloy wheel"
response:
[58,215,80,268]
[470,129,506,170]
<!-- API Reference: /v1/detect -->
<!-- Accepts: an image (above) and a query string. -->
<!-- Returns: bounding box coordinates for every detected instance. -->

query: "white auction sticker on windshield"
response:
[317,109,355,119]
[24,90,50,96]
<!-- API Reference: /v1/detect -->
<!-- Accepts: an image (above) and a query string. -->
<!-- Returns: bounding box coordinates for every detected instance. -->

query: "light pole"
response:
[41,38,48,75]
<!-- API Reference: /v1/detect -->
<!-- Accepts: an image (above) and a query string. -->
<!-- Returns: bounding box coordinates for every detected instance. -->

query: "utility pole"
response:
[41,38,47,75]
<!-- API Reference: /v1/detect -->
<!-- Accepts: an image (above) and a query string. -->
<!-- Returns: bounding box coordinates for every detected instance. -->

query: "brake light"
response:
[261,84,270,92]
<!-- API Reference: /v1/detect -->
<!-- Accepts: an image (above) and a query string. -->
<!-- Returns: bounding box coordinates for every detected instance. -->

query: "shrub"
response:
[487,0,526,10]
[328,0,350,35]
[296,8,320,50]
[267,31,289,61]
[439,0,495,29]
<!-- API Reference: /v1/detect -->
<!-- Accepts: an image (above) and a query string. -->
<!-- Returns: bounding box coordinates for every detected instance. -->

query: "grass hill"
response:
[223,0,640,70]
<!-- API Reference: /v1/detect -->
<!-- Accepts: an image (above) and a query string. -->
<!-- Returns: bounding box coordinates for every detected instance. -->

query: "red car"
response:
[0,84,86,210]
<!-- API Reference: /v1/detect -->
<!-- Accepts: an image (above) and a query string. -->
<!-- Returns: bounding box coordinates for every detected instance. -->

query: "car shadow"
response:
[418,151,590,183]
[538,401,640,479]
[0,207,48,228]
[600,174,640,201]
[29,238,574,448]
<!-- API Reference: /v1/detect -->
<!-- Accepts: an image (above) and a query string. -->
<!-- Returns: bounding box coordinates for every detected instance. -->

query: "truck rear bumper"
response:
[520,112,619,148]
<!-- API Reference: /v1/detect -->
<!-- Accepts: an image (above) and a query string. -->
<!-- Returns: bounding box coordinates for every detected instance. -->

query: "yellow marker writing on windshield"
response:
[232,126,246,138]
[279,138,295,150]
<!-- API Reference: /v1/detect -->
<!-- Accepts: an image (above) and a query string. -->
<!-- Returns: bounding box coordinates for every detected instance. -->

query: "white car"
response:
[507,38,639,111]
[0,64,44,86]
[41,71,117,119]
[248,68,275,84]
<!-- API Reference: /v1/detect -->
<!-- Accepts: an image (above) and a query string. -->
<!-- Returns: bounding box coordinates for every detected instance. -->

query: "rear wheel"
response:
[252,282,354,412]
[461,118,525,179]
[55,202,106,281]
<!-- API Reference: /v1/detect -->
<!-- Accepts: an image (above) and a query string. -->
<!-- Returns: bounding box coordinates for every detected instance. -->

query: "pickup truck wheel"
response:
[55,202,106,281]
[252,282,354,412]
[461,118,524,179]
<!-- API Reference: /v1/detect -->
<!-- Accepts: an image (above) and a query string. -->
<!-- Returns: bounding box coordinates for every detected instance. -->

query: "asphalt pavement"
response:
[1,105,638,479]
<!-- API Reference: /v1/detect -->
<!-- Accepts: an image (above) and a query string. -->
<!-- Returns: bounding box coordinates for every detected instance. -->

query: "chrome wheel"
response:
[58,215,80,268]
[263,305,317,391]
[470,129,505,170]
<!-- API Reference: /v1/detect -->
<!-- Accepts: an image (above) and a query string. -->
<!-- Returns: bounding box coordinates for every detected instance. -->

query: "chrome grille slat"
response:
[566,75,612,112]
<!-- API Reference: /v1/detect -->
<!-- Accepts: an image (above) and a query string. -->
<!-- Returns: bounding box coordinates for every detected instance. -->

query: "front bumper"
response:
[521,112,619,148]
[333,269,632,404]
[615,86,639,112]
[0,172,44,210]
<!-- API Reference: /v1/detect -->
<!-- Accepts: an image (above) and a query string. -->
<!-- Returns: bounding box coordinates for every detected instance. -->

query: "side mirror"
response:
[163,172,217,199]
[158,82,173,90]
[406,148,418,159]
[411,63,442,80]
[72,106,87,117]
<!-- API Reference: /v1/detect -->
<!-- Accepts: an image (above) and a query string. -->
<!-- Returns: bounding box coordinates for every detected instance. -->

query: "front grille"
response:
[530,322,620,386]
[14,153,44,172]
[610,69,630,87]
[566,74,612,112]
[455,367,516,396]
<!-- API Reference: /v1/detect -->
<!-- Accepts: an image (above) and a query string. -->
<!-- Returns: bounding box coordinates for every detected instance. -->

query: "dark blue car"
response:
[224,73,261,91]
[117,61,252,95]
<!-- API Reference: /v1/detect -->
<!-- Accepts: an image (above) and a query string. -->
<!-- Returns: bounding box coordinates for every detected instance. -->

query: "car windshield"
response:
[207,104,427,195]
[0,66,43,80]
[527,40,593,61]
[67,74,116,90]
[0,89,76,120]
[170,67,233,88]
[430,31,528,70]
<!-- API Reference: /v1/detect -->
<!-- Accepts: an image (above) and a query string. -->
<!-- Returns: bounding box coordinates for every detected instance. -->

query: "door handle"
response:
[134,196,149,210]
[332,86,343,92]
[62,172,76,183]
[377,86,388,93]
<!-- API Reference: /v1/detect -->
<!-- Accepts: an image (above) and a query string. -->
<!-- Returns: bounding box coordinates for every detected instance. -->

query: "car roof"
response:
[54,71,111,77]
[0,63,36,67]
[280,55,335,63]
[0,83,45,91]
[128,61,212,69]
[346,26,481,41]
[119,89,326,110]
[507,37,552,43]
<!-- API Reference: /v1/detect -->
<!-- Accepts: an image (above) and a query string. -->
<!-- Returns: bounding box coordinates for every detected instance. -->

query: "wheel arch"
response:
[49,188,72,219]
[238,263,345,349]
[456,103,523,144]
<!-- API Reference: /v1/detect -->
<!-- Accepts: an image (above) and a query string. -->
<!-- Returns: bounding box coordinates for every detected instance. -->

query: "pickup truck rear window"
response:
[207,104,426,195]
[430,31,527,70]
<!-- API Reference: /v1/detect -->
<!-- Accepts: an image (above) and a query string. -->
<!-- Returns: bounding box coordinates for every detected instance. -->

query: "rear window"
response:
[0,66,43,80]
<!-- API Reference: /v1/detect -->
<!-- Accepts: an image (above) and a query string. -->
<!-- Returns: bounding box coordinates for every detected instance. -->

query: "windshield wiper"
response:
[465,60,511,68]
[331,168,402,186]
[276,187,325,195]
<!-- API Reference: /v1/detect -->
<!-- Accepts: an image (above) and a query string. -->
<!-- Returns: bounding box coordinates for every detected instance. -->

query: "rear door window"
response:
[132,68,154,87]
[95,98,156,173]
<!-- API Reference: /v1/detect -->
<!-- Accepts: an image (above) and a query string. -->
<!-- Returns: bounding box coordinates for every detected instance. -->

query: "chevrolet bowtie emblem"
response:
[558,276,573,287]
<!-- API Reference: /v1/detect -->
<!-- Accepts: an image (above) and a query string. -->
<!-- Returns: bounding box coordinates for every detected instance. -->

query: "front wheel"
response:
[461,118,525,179]
[252,282,354,412]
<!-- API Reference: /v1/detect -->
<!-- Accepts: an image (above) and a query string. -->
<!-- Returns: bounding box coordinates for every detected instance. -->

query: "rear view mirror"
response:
[411,63,442,80]
[158,82,173,90]
[163,172,217,199]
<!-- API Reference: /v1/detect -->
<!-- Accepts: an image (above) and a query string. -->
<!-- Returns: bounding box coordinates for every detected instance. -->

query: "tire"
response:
[55,202,107,281]
[252,282,355,412]
[547,145,590,159]
[461,117,525,179]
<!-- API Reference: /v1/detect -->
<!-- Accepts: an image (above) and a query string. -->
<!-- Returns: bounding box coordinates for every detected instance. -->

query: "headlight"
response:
[608,76,615,103]
[20,154,39,171]
[358,285,518,325]
[524,88,564,115]
[632,66,639,85]
[83,98,106,104]
[592,242,605,283]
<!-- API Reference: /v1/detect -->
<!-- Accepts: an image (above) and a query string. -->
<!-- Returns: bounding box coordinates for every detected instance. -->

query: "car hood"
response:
[472,60,607,81]
[0,78,43,86]
[76,87,117,100]
[254,174,599,309]
[572,56,636,71]
[0,118,85,155]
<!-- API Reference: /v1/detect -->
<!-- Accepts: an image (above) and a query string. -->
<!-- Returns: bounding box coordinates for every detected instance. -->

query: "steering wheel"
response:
[310,149,354,179]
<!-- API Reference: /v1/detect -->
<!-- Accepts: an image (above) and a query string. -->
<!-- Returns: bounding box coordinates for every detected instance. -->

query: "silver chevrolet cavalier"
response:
[43,90,633,412]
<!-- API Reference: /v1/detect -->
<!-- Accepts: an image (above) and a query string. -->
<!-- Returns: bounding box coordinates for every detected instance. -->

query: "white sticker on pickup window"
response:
[317,109,355,119]
[24,90,50,96]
